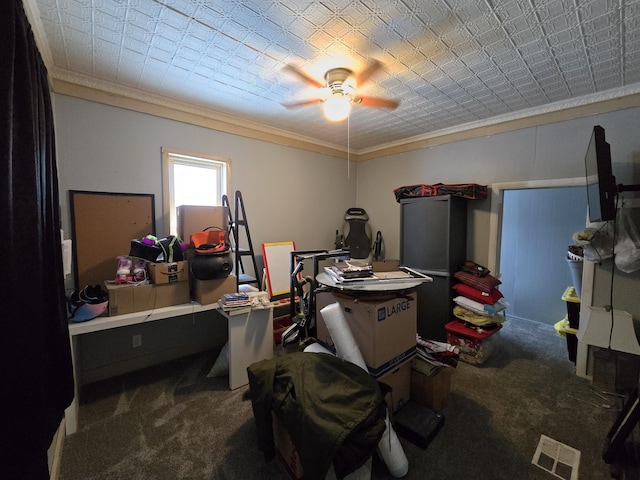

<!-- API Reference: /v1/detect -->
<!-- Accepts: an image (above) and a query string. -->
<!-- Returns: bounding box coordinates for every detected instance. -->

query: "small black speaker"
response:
[393,401,444,450]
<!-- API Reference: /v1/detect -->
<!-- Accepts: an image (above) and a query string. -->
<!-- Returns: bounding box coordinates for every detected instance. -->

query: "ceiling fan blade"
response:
[355,96,400,109]
[281,98,324,108]
[354,59,382,86]
[282,64,324,88]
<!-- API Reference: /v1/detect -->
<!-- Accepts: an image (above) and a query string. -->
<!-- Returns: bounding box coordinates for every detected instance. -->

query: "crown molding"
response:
[357,85,640,161]
[49,68,640,163]
[50,69,351,160]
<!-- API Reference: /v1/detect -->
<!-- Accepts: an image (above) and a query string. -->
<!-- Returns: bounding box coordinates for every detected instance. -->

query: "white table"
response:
[65,301,273,435]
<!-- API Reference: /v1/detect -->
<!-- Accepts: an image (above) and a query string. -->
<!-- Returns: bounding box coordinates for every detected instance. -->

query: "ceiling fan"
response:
[281,59,400,122]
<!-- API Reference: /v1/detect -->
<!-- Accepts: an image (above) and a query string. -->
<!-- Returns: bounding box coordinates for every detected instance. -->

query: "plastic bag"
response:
[572,222,614,262]
[614,207,640,273]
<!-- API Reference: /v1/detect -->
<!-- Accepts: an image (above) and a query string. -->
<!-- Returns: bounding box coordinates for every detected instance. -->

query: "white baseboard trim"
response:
[49,418,65,480]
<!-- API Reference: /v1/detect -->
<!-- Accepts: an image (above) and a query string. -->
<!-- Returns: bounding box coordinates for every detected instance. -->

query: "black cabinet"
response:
[400,195,467,341]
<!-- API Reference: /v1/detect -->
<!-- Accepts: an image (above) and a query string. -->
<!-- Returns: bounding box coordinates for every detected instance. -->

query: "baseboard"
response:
[48,418,65,480]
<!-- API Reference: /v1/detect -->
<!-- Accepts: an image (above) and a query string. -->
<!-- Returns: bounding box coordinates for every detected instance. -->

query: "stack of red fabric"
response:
[450,262,508,329]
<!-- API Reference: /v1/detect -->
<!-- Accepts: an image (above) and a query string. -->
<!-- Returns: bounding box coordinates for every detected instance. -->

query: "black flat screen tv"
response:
[585,125,618,222]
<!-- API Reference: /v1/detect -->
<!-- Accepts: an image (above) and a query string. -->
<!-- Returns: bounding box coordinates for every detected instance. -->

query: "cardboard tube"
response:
[378,409,409,477]
[320,303,409,477]
[303,342,335,355]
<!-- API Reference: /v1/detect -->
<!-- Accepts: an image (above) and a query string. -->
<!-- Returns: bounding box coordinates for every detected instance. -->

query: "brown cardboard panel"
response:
[410,362,453,412]
[178,205,228,244]
[372,259,400,272]
[192,275,237,305]
[377,358,412,412]
[153,281,190,309]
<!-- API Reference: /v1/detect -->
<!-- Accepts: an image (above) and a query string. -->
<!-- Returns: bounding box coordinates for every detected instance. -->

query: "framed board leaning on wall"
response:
[262,241,296,299]
[70,190,155,289]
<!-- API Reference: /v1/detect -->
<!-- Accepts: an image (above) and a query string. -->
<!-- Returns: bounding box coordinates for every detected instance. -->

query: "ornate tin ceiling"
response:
[27,0,640,152]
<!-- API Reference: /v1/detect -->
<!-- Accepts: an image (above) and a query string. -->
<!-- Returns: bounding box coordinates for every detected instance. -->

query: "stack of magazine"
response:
[220,293,253,314]
[219,291,271,315]
[323,260,374,283]
[415,334,459,368]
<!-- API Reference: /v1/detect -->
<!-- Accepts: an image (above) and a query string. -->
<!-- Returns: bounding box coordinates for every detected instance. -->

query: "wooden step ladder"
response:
[222,191,261,291]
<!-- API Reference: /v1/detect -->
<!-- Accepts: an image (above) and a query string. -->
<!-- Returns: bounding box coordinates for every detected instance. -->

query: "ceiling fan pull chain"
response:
[348,113,350,179]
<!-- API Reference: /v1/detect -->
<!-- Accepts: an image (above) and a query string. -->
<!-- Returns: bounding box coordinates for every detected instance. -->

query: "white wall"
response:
[356,107,640,267]
[54,93,640,380]
[55,95,640,285]
[356,106,640,321]
[54,94,357,268]
[53,94,358,382]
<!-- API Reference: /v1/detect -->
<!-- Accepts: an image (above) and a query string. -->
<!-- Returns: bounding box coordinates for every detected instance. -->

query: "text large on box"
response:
[315,291,417,376]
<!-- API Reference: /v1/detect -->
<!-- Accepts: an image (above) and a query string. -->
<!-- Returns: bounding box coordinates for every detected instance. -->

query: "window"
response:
[162,147,230,236]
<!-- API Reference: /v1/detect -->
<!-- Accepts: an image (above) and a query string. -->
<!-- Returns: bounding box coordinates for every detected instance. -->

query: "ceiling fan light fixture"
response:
[282,60,397,120]
[323,95,351,122]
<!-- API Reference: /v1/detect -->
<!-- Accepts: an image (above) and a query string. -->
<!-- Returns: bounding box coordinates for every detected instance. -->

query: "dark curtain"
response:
[1,1,74,478]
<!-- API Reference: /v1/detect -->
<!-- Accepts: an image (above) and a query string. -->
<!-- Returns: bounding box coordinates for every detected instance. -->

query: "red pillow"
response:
[454,270,502,294]
[452,282,503,305]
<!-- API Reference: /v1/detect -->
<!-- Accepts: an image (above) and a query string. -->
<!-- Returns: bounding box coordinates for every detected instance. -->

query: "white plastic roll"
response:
[320,303,367,371]
[320,302,409,477]
[303,342,335,355]
[326,456,372,480]
[377,409,409,478]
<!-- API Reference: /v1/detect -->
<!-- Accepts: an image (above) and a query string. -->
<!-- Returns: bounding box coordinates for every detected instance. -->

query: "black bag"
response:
[393,401,444,450]
[129,235,184,262]
[129,238,162,262]
[157,235,184,262]
[460,260,490,277]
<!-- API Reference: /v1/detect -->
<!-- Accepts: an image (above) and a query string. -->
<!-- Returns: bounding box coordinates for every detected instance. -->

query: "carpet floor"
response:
[60,317,621,479]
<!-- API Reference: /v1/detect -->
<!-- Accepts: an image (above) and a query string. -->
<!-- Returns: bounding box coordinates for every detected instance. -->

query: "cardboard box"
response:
[372,259,399,272]
[315,291,416,376]
[105,281,190,316]
[272,414,373,480]
[273,415,304,480]
[377,358,411,413]
[149,261,189,284]
[177,205,228,244]
[410,359,453,412]
[192,275,237,305]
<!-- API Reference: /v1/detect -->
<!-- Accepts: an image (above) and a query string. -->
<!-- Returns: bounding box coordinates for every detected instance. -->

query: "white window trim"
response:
[161,147,231,236]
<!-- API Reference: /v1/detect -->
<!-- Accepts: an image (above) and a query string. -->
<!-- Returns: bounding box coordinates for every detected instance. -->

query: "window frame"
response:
[161,147,231,236]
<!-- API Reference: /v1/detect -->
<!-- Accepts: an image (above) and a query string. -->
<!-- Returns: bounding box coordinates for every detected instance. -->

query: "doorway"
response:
[488,178,587,326]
